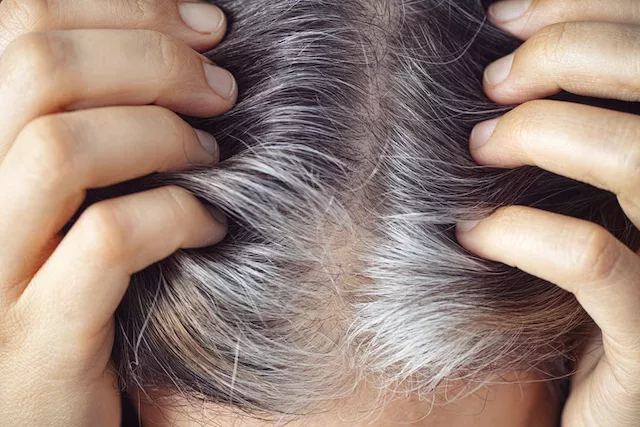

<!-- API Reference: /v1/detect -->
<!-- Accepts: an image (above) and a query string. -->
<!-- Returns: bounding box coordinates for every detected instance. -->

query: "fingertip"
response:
[204,63,238,101]
[487,0,536,40]
[193,129,220,163]
[179,2,226,35]
[487,0,532,24]
[178,2,228,51]
[481,53,530,105]
[468,116,518,169]
[470,118,500,151]
[481,70,535,107]
[206,205,228,226]
[457,220,480,233]
[204,205,229,244]
[484,53,515,88]
[455,220,481,251]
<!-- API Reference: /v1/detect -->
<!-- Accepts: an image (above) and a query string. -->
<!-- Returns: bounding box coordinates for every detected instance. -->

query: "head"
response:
[97,0,638,421]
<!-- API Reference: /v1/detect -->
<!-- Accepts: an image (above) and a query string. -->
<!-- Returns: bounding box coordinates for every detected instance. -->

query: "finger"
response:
[487,0,640,39]
[0,29,237,157]
[0,105,219,296]
[456,206,640,353]
[482,22,640,104]
[0,0,228,53]
[468,100,640,227]
[19,185,227,342]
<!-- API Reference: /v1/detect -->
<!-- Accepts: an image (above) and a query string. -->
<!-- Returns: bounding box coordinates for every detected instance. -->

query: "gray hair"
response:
[97,0,639,419]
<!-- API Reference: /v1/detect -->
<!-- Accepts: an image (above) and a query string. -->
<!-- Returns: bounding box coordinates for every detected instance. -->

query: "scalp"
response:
[101,0,639,418]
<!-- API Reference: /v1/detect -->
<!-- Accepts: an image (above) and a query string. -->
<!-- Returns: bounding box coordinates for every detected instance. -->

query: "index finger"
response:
[456,206,640,353]
[0,0,227,53]
[0,29,237,158]
[482,22,640,104]
[488,0,640,40]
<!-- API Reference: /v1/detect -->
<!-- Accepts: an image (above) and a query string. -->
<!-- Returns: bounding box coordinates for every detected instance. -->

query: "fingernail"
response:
[457,220,480,233]
[488,0,532,23]
[484,53,515,87]
[204,63,236,100]
[179,2,225,34]
[206,205,228,225]
[470,118,500,149]
[194,129,219,162]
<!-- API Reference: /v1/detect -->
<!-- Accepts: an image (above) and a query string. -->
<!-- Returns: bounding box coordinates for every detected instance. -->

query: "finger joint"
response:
[161,185,196,233]
[0,0,49,34]
[4,32,67,94]
[147,31,184,84]
[529,22,571,66]
[78,203,129,268]
[572,224,621,284]
[16,115,76,189]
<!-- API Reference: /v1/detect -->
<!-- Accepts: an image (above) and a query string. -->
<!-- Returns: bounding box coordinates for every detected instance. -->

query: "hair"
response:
[93,0,639,420]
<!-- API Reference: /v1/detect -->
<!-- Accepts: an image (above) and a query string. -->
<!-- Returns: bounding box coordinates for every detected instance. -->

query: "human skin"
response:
[0,1,639,427]
[459,1,640,425]
[0,1,235,425]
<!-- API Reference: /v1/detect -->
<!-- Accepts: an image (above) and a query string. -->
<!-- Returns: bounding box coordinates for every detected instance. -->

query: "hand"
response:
[456,1,640,426]
[0,1,234,425]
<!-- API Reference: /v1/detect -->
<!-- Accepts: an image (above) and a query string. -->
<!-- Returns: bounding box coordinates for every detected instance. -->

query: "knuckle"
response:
[622,151,640,185]
[528,22,571,65]
[572,224,620,282]
[153,106,183,138]
[155,109,190,167]
[16,115,75,186]
[0,0,49,34]
[79,203,127,266]
[536,0,586,24]
[618,129,640,192]
[146,30,185,83]
[3,32,64,84]
[158,185,199,238]
[128,0,164,26]
[507,100,549,137]
[161,185,195,221]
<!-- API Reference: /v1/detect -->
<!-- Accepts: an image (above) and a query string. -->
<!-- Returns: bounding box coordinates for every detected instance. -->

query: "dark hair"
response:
[95,0,639,418]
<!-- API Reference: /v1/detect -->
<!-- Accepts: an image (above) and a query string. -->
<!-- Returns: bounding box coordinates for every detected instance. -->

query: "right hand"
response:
[460,1,640,425]
[0,1,236,425]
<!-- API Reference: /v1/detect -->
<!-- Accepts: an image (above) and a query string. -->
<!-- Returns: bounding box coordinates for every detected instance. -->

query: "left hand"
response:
[456,1,640,426]
[0,0,233,425]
